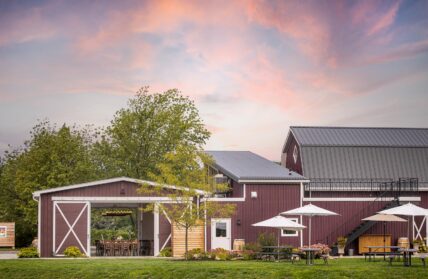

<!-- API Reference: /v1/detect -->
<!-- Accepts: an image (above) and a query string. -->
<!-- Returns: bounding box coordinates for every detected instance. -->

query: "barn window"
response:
[293,145,298,164]
[281,218,299,237]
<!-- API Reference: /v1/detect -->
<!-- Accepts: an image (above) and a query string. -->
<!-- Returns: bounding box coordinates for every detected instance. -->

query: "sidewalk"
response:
[0,251,18,260]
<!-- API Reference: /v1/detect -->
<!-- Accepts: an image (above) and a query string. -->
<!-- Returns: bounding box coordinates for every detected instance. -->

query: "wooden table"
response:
[300,248,321,265]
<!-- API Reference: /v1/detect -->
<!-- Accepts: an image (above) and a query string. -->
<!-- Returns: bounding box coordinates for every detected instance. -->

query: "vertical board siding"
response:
[39,181,174,257]
[282,134,303,175]
[208,183,302,250]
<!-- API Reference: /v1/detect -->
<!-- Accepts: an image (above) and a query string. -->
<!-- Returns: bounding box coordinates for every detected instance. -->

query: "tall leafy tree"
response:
[101,87,210,179]
[140,145,235,259]
[0,121,99,246]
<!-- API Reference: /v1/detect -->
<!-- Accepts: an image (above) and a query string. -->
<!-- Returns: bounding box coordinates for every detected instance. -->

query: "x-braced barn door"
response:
[53,202,90,256]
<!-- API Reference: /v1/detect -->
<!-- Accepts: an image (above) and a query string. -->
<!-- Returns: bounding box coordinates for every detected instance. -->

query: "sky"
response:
[1,0,428,161]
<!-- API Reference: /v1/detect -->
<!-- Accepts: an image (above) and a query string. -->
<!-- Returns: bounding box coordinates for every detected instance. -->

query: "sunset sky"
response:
[1,0,428,160]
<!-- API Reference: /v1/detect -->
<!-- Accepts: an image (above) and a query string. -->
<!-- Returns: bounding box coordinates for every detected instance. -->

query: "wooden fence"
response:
[0,222,15,249]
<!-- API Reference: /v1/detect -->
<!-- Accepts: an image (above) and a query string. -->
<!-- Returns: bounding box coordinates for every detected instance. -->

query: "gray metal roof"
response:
[206,151,306,182]
[291,126,428,147]
[301,146,428,182]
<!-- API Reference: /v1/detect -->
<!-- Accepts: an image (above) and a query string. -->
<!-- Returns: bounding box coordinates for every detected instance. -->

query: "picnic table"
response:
[259,246,296,262]
[399,248,418,267]
[300,247,321,265]
[365,246,401,261]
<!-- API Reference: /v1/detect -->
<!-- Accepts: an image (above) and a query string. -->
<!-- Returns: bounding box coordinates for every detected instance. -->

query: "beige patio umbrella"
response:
[252,215,306,260]
[362,214,407,260]
[281,204,338,246]
[379,203,428,246]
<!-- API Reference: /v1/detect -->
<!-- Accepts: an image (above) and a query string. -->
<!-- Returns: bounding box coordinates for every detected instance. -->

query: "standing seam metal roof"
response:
[205,151,306,182]
[290,127,428,147]
[287,127,428,182]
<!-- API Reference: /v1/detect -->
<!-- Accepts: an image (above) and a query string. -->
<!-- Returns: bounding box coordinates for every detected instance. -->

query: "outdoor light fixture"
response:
[236,219,241,226]
[251,191,257,198]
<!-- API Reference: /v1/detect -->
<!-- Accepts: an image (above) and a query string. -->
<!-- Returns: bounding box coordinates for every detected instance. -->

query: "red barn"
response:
[281,126,428,252]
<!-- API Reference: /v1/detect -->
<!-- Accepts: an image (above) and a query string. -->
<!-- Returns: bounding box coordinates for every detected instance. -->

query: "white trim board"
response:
[33,177,207,198]
[237,179,309,184]
[303,197,421,202]
[51,196,193,203]
[202,184,246,202]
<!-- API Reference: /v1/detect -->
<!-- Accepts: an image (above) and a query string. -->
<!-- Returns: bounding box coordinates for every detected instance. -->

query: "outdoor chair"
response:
[321,254,329,264]
[104,241,113,256]
[113,241,122,256]
[121,241,130,256]
[130,241,138,256]
[140,240,152,256]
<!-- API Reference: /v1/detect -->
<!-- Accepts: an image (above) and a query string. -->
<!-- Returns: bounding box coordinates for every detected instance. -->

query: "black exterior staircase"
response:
[344,199,399,246]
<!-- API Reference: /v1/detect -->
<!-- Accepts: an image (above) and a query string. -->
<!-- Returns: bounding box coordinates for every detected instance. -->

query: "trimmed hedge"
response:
[64,246,84,257]
[18,247,39,258]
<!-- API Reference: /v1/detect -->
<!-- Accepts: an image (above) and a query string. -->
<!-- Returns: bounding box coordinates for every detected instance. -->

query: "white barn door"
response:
[53,202,90,256]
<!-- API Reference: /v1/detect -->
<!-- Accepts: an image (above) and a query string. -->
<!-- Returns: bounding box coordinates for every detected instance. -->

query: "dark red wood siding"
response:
[282,133,303,175]
[39,181,174,257]
[207,183,302,250]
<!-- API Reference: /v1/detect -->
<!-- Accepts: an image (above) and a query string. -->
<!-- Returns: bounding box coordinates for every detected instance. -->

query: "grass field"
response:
[0,258,427,279]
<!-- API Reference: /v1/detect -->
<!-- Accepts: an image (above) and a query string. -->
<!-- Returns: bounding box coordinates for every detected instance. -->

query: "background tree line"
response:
[0,87,212,247]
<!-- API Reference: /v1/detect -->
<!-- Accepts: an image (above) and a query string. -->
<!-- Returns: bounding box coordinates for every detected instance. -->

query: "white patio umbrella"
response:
[378,203,428,245]
[281,204,338,246]
[362,214,407,259]
[252,215,306,260]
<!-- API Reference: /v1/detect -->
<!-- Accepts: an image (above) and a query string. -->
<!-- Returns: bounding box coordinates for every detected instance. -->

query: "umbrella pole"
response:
[383,221,386,261]
[277,229,280,262]
[309,216,312,247]
[408,216,410,247]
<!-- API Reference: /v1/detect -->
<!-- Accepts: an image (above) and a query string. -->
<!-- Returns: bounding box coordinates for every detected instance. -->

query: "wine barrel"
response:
[398,237,409,249]
[233,239,245,251]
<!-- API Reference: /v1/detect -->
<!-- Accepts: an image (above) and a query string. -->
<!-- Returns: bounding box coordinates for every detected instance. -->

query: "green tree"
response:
[100,87,210,179]
[140,145,235,259]
[0,121,99,246]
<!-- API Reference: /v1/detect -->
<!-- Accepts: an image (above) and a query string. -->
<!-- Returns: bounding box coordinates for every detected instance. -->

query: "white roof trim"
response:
[32,176,207,199]
[237,179,310,184]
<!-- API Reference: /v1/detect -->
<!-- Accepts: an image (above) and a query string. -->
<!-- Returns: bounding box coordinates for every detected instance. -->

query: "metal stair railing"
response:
[318,186,398,246]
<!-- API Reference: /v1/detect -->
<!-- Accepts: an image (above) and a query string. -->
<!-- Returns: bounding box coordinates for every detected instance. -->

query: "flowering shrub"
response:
[299,243,331,258]
[241,249,256,260]
[18,247,39,258]
[186,248,208,260]
[209,248,232,260]
[64,246,84,257]
[159,247,172,257]
[243,242,261,253]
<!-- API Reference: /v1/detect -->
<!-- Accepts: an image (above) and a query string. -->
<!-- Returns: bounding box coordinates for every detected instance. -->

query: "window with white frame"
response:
[293,145,298,164]
[281,218,299,237]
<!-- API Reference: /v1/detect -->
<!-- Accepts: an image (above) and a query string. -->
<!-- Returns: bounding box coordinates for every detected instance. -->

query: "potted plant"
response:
[413,239,422,252]
[337,236,347,257]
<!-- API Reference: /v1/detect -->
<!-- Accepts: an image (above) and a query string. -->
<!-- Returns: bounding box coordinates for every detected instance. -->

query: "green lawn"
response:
[0,258,427,279]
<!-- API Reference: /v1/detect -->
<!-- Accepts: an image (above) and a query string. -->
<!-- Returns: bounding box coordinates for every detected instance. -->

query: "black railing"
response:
[305,178,419,193]
[318,193,398,246]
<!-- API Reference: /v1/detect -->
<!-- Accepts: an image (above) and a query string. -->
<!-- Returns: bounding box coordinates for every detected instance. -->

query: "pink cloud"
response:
[367,1,401,36]
[0,6,56,46]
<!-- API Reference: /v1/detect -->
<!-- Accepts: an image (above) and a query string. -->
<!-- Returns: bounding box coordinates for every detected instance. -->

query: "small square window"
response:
[293,146,298,164]
[281,218,299,237]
